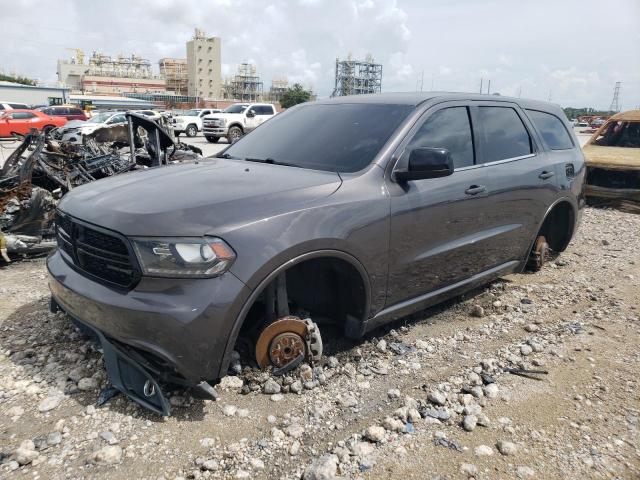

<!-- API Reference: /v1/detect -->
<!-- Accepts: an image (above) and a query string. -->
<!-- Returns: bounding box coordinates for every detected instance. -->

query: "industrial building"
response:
[268,78,288,103]
[333,55,382,96]
[0,81,70,107]
[222,63,263,102]
[57,50,166,95]
[159,58,188,96]
[186,29,222,100]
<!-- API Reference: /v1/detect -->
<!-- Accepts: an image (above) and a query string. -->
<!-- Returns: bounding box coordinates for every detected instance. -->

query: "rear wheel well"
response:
[537,201,575,252]
[238,257,368,344]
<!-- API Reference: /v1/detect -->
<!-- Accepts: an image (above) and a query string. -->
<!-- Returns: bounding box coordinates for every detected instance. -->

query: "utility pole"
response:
[479,78,483,94]
[517,86,522,98]
[487,79,491,95]
[420,70,424,92]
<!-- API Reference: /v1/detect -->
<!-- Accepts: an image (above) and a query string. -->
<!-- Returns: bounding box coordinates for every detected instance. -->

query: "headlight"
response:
[131,237,236,278]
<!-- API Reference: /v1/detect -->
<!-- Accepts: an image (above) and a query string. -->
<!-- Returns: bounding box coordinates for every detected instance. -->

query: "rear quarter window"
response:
[526,110,574,150]
[477,106,532,162]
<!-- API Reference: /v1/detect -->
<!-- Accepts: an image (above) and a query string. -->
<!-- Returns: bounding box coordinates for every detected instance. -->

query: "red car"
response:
[0,109,67,138]
[38,105,88,121]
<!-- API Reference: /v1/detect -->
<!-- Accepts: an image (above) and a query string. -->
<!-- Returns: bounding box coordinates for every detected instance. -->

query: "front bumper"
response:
[47,250,251,383]
[202,127,227,136]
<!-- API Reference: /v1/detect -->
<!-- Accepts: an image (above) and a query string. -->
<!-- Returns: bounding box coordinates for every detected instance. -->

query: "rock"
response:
[382,416,405,433]
[289,440,301,456]
[47,431,62,446]
[271,428,285,440]
[477,413,491,427]
[200,438,216,448]
[496,440,518,455]
[6,406,24,417]
[290,380,303,394]
[470,305,485,317]
[100,431,119,445]
[263,378,281,394]
[303,454,339,480]
[415,339,429,350]
[524,324,538,332]
[351,441,375,457]
[520,345,533,356]
[267,415,277,424]
[460,463,478,477]
[483,383,499,398]
[38,395,62,412]
[15,440,38,465]
[463,415,478,431]
[376,339,387,352]
[250,458,265,470]
[90,445,123,465]
[428,389,447,406]
[219,376,244,390]
[78,377,99,391]
[237,408,249,418]
[327,356,339,368]
[202,459,219,471]
[364,425,385,442]
[516,466,535,478]
[299,364,313,382]
[286,424,304,439]
[474,445,494,456]
[235,470,250,478]
[223,405,237,417]
[271,393,284,402]
[387,388,401,400]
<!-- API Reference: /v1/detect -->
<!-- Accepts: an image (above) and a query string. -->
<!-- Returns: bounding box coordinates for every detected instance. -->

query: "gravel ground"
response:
[0,206,638,479]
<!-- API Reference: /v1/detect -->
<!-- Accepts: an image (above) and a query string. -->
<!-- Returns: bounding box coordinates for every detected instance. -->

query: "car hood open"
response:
[58,158,342,237]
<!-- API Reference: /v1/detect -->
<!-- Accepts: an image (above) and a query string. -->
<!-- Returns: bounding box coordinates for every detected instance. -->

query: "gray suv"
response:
[47,93,585,414]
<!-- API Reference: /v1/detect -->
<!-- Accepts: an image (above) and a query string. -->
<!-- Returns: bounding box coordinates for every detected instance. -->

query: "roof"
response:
[0,82,69,92]
[608,109,640,122]
[315,92,562,111]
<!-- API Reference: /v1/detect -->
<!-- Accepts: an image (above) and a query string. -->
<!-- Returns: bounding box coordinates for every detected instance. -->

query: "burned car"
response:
[0,113,202,259]
[47,93,585,415]
[583,110,640,203]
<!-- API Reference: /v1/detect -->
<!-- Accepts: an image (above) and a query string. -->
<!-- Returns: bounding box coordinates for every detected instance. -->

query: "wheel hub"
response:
[255,316,323,369]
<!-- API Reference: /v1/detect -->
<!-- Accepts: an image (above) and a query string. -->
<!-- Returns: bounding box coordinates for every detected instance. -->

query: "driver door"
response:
[386,102,491,306]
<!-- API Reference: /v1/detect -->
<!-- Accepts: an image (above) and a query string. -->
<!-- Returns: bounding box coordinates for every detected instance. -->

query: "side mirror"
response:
[395,147,454,182]
[246,110,256,118]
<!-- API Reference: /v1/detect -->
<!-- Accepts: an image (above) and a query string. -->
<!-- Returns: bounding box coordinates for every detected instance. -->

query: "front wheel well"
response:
[537,201,576,252]
[237,256,368,345]
[228,123,244,132]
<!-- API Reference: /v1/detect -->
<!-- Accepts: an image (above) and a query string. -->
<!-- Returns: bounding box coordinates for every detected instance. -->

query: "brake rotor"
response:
[255,316,323,369]
[527,235,550,271]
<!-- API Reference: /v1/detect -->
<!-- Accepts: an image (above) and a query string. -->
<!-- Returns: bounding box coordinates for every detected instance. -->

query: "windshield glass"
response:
[223,103,413,172]
[182,109,199,116]
[87,112,113,123]
[592,121,640,148]
[224,104,248,114]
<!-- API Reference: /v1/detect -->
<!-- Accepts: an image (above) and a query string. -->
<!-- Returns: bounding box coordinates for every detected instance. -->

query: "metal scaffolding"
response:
[268,77,288,103]
[222,63,263,102]
[332,55,382,97]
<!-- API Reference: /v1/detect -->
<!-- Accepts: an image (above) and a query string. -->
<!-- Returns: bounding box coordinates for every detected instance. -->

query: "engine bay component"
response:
[255,316,323,369]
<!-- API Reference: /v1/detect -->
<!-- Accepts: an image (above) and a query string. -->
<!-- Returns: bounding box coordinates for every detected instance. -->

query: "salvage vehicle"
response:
[0,101,30,111]
[583,110,640,202]
[54,111,127,143]
[0,109,67,138]
[47,93,585,415]
[171,108,220,137]
[202,103,276,143]
[38,105,88,121]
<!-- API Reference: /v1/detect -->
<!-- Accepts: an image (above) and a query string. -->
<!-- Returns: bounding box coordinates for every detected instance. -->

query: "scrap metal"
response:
[0,113,202,260]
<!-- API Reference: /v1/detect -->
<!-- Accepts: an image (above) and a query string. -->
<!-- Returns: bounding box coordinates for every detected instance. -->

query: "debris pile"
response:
[0,113,202,259]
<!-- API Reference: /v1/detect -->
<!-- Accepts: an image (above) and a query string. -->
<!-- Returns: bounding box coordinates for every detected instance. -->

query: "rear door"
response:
[472,102,561,265]
[387,102,492,306]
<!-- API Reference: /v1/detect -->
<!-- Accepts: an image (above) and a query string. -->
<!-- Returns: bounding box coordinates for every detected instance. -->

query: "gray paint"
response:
[48,92,586,382]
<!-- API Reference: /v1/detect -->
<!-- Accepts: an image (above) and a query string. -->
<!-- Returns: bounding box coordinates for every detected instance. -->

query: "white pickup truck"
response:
[202,103,277,143]
[171,108,220,137]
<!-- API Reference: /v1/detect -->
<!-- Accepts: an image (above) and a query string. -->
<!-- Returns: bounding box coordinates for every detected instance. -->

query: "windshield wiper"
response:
[244,157,299,168]
[216,152,237,159]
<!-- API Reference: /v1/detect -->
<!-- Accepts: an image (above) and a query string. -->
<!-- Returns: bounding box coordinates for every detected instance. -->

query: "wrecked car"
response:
[47,93,585,415]
[583,109,640,203]
[0,113,202,259]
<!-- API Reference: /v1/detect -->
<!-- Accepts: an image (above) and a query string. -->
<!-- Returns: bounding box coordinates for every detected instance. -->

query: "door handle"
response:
[465,185,486,195]
[539,171,555,180]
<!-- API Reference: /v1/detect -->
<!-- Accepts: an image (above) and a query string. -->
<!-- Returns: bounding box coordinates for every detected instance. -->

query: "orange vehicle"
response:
[0,109,67,138]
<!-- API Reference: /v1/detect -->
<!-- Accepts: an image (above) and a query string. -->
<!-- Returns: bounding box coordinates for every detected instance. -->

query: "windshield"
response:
[224,104,249,114]
[86,112,114,123]
[592,121,640,148]
[182,109,200,116]
[223,103,413,173]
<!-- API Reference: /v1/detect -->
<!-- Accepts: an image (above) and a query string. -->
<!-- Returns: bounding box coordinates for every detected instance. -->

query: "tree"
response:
[280,83,311,109]
[0,73,37,86]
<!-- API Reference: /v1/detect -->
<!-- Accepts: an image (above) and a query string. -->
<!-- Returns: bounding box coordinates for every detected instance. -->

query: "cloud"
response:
[0,0,638,108]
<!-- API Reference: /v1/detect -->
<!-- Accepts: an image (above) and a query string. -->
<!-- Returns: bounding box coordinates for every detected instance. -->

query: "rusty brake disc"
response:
[255,316,323,369]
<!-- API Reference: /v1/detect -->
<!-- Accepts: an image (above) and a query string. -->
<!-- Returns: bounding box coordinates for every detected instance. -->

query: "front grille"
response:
[55,211,138,289]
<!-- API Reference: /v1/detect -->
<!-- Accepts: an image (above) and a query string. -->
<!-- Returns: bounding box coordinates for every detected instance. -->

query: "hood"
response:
[583,145,640,170]
[58,158,342,237]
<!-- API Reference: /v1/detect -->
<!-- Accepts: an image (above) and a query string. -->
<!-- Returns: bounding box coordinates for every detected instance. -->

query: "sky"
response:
[2,0,639,109]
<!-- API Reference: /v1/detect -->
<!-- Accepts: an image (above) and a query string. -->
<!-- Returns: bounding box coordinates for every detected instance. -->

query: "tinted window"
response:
[10,112,36,119]
[478,107,532,162]
[0,105,4,110]
[71,108,84,115]
[42,108,53,115]
[224,103,413,173]
[406,107,474,169]
[9,103,28,109]
[526,110,573,150]
[255,105,274,115]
